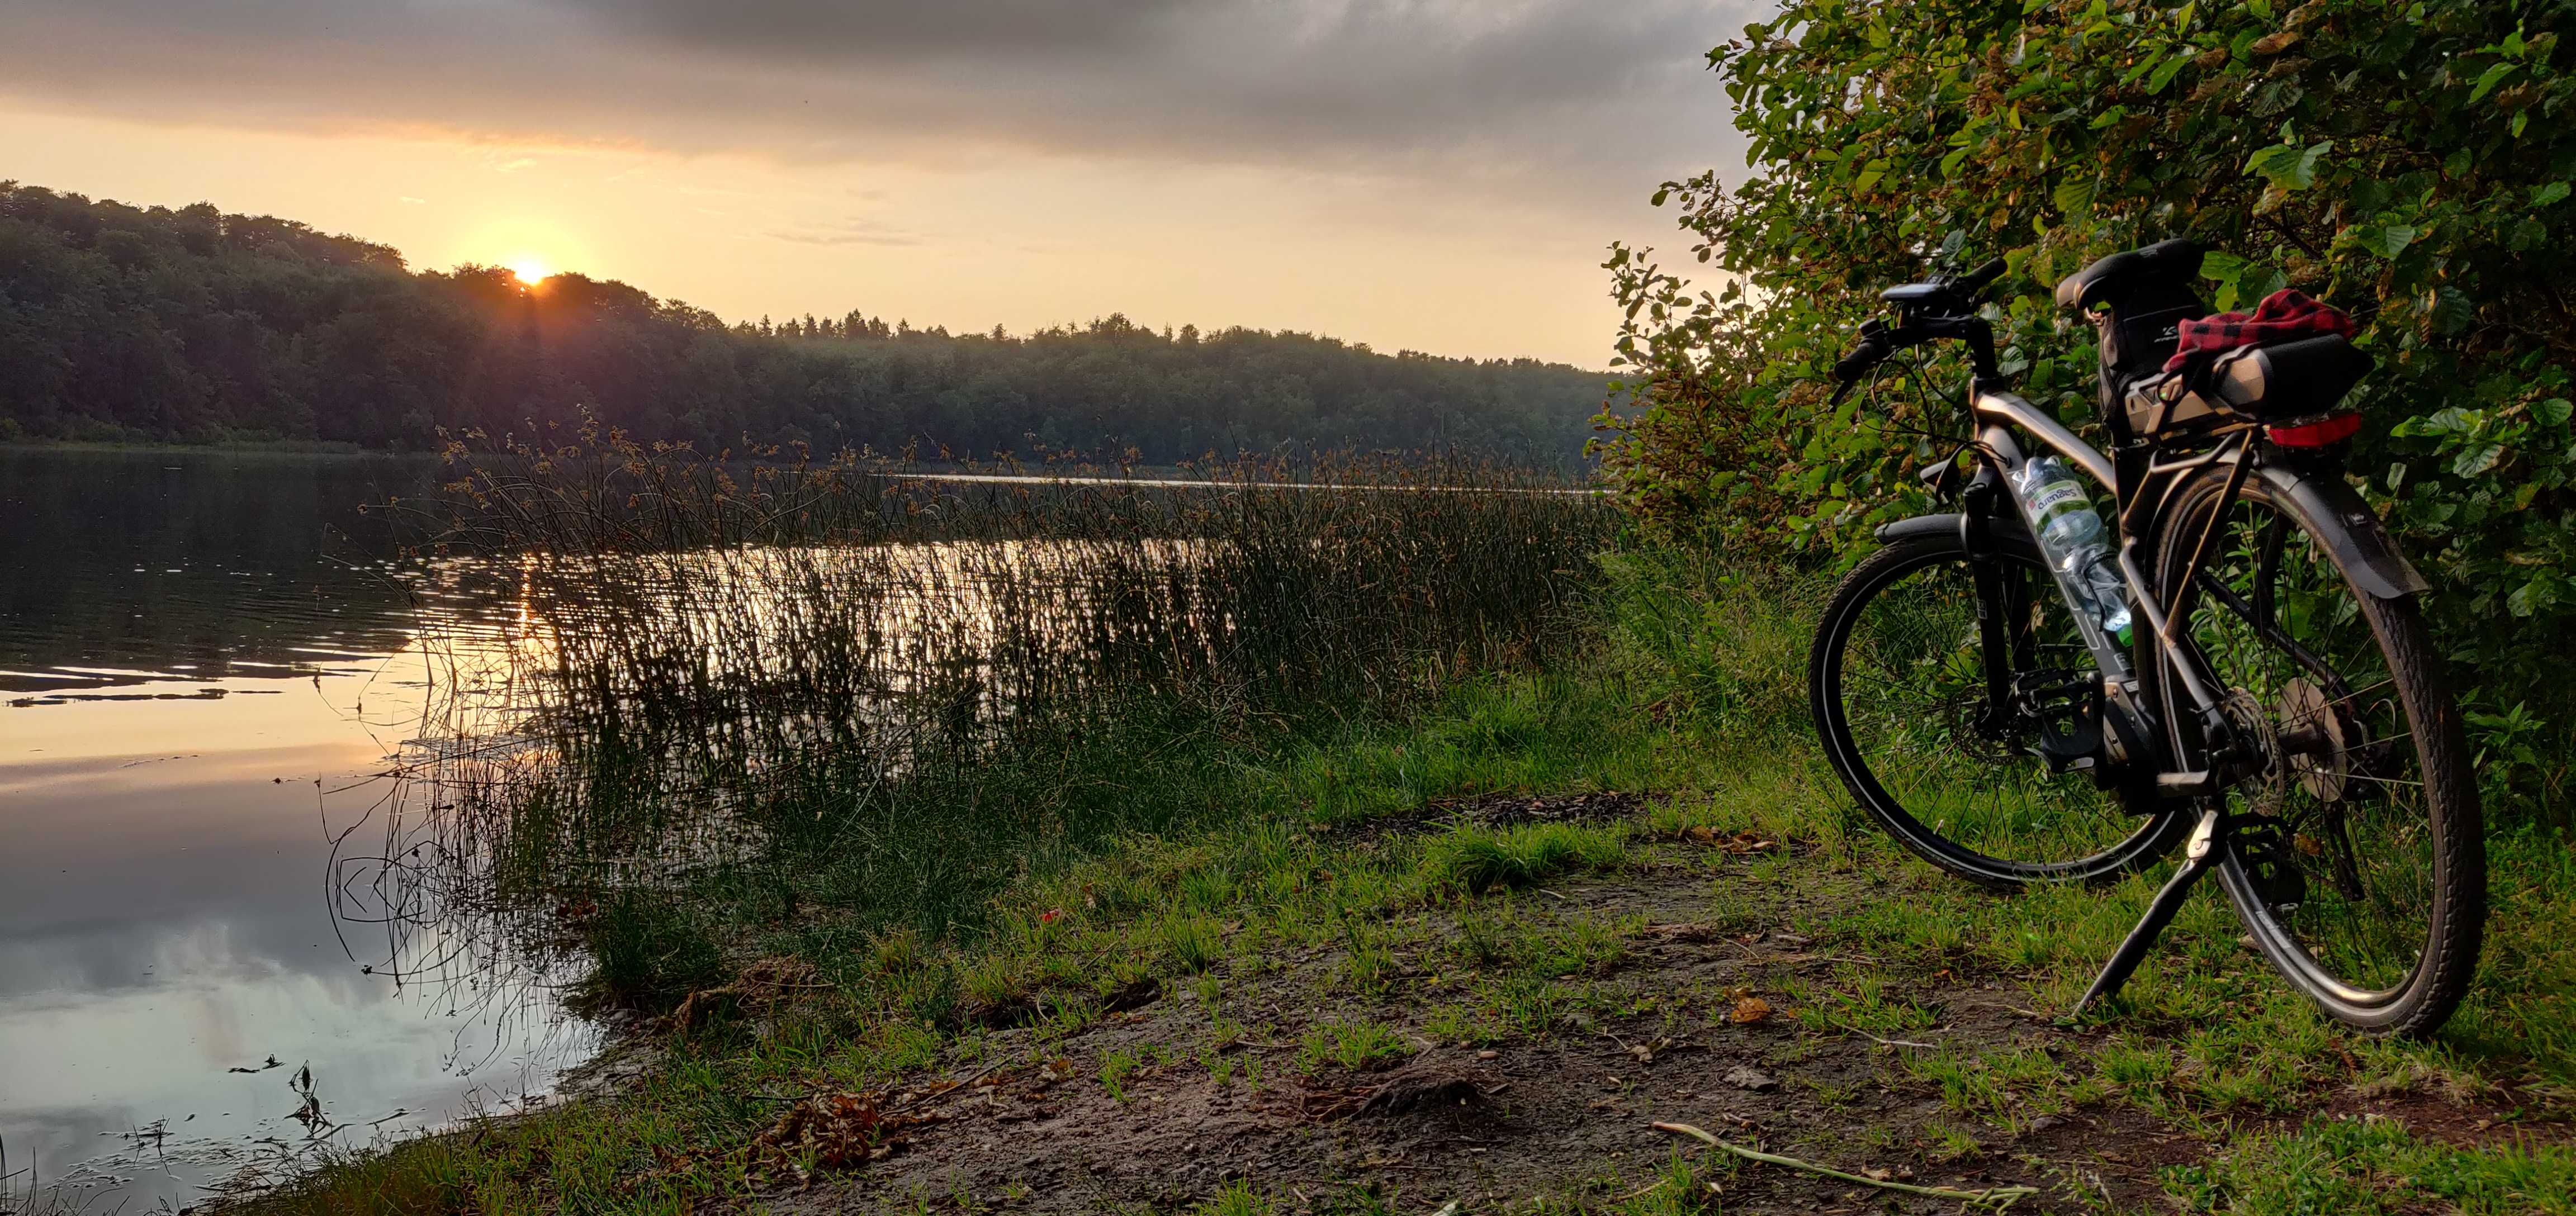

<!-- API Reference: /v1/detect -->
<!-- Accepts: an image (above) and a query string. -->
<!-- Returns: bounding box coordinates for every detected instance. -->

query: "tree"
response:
[1600,0,2576,818]
[0,181,1608,467]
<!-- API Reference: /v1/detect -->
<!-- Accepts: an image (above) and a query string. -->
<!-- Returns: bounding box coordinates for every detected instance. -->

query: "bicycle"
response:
[1806,240,2484,1036]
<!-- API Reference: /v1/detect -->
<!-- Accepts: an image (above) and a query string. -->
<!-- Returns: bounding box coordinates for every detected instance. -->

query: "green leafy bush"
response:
[1599,0,2576,821]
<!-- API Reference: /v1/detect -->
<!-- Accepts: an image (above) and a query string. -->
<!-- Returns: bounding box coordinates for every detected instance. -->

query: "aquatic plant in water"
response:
[354,435,1610,1006]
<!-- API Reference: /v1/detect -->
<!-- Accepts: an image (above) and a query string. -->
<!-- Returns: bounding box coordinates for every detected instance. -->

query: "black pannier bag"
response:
[2120,332,2376,438]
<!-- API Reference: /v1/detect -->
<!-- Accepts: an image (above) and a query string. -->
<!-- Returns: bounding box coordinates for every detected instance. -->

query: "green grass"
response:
[1416,820,1631,896]
[240,553,2576,1215]
[2165,1117,2576,1215]
[1296,1019,1414,1074]
[1096,1047,1143,1104]
[575,890,727,1013]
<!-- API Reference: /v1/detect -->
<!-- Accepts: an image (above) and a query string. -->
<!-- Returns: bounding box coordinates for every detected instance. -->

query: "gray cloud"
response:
[0,0,1756,209]
[561,0,1202,58]
[764,218,927,248]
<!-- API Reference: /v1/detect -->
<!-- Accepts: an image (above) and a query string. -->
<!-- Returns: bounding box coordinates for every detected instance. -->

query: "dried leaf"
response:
[1730,996,1774,1024]
[1722,1065,1779,1092]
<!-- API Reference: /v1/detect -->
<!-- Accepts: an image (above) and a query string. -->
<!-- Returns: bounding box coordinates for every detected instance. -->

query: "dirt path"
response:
[749,795,2459,1215]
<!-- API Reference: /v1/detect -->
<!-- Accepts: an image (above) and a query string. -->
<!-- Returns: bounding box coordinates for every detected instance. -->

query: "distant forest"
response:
[0,182,1606,465]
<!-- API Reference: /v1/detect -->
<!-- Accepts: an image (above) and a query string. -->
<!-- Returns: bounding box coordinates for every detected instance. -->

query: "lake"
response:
[0,445,1608,1210]
[0,448,600,1210]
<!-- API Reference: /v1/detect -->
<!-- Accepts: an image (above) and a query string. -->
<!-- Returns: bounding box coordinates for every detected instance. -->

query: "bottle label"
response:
[2025,478,2088,524]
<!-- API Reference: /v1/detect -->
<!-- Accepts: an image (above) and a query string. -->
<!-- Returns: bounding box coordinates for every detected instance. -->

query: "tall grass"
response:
[375,436,1612,1004]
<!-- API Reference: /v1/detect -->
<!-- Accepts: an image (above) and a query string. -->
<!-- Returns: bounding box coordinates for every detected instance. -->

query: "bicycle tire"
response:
[1811,529,2187,887]
[2152,468,2483,1036]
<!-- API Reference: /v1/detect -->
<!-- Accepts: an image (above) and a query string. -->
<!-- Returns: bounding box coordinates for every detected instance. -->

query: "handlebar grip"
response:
[1832,337,1886,383]
[1957,258,2008,294]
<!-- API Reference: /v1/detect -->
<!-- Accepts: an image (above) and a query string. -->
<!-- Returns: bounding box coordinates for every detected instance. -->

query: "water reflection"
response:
[0,447,430,695]
[0,449,595,1211]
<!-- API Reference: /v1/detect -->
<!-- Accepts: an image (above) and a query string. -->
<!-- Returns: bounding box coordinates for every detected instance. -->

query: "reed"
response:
[368,433,1612,1005]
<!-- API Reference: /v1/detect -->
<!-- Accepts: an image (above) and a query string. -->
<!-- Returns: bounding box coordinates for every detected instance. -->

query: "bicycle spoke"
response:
[1831,550,2144,870]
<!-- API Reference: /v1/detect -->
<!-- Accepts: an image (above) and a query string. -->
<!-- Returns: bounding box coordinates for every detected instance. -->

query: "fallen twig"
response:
[1652,1122,2037,1210]
[886,1060,1010,1112]
[1610,1176,1673,1202]
[1851,1029,1938,1049]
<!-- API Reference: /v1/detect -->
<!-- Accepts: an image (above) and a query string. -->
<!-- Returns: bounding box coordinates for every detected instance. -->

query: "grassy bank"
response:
[243,550,2576,1215]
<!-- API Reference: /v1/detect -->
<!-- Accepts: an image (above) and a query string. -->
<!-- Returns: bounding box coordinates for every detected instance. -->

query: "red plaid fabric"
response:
[2162,289,2356,372]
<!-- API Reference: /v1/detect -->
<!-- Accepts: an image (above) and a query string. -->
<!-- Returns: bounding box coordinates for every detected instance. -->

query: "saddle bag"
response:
[2099,283,2205,383]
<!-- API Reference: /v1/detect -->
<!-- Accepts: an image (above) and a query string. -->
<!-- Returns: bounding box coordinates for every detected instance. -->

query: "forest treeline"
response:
[0,182,1604,464]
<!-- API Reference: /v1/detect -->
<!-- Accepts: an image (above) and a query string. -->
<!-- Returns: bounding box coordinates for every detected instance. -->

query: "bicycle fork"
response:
[2073,804,2224,1013]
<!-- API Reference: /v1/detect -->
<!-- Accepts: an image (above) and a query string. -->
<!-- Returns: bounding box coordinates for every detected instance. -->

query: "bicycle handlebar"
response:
[1832,331,1892,383]
[1826,255,2010,403]
[1954,257,2007,297]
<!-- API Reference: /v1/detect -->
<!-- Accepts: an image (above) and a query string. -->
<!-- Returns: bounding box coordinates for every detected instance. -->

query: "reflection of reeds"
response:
[0,1132,52,1216]
[373,435,1610,1002]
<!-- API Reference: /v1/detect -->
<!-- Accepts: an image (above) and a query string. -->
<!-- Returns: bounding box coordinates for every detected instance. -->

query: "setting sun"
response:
[505,256,553,286]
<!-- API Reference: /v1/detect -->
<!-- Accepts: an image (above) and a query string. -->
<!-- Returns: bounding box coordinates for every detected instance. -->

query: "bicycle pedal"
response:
[2234,819,2308,910]
[2034,737,2099,775]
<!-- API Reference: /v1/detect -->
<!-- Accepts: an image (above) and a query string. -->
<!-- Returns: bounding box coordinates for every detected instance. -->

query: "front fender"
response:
[1873,512,2036,552]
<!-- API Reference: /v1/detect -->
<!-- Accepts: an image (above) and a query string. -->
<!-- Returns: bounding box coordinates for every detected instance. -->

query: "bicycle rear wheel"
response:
[1811,528,2183,886]
[2154,467,2483,1036]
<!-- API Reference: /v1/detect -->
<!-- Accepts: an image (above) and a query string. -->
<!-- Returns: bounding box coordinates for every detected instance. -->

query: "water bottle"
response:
[2011,457,2135,648]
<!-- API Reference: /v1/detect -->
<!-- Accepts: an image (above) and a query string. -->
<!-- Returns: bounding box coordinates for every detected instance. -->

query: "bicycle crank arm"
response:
[2155,770,2219,796]
[2073,805,2224,1015]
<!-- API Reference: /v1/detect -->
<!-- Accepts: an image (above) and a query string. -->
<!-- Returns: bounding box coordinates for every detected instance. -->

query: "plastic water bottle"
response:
[2011,457,2135,648]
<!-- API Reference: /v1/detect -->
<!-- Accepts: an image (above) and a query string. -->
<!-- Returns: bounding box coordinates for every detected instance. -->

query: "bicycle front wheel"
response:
[1811,528,2184,887]
[2154,466,2483,1036]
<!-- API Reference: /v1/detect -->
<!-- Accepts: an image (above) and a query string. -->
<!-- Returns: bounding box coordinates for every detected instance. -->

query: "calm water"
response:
[0,448,600,1210]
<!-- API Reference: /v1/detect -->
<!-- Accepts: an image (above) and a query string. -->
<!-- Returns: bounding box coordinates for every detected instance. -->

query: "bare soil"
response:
[745,795,2559,1214]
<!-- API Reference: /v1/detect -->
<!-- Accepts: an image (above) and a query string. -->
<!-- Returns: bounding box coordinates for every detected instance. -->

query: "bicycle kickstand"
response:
[2073,805,2225,1016]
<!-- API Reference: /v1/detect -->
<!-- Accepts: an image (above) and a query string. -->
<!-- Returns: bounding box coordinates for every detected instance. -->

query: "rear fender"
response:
[2253,466,2431,600]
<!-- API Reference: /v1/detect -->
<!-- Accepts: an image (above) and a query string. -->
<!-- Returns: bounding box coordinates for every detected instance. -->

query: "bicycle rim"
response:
[2156,469,2482,1031]
[1813,536,2177,885]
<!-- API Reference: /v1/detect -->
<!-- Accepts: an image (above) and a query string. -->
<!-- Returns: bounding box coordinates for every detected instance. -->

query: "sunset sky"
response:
[1,1,1756,368]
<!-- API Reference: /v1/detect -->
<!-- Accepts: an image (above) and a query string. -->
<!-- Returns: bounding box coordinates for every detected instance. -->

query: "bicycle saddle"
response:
[2054,238,2205,311]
